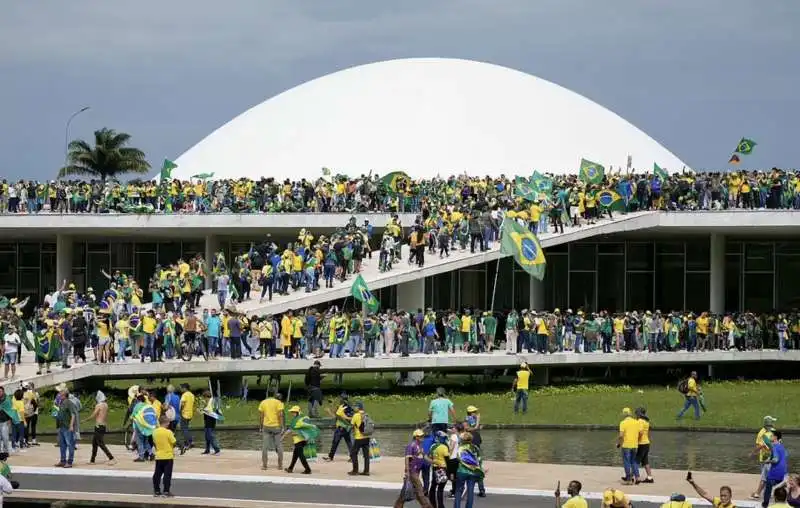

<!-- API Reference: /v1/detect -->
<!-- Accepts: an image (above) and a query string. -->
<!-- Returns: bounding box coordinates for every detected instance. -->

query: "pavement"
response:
[8,444,760,507]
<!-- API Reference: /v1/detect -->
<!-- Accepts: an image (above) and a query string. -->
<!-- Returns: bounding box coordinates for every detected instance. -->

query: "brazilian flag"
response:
[596,189,626,212]
[380,171,411,194]
[160,159,178,181]
[513,177,538,202]
[34,330,59,361]
[531,171,553,194]
[351,274,380,312]
[500,219,546,281]
[734,138,757,155]
[132,402,159,436]
[579,158,605,185]
[653,163,668,181]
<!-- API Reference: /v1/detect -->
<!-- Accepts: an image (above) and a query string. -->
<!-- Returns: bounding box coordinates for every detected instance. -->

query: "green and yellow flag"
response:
[514,177,538,202]
[595,189,626,212]
[735,138,757,155]
[653,163,668,181]
[579,159,605,185]
[191,172,215,180]
[531,171,553,194]
[160,159,178,181]
[351,274,380,312]
[500,219,545,281]
[380,171,411,194]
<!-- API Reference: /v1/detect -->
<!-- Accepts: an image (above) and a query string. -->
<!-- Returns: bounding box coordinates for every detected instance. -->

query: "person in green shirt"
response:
[505,310,519,354]
[481,312,497,351]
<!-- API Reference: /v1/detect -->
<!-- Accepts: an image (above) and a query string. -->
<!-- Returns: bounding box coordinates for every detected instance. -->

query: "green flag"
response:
[500,219,546,281]
[350,274,380,312]
[191,172,215,180]
[579,158,605,185]
[380,171,411,194]
[160,159,178,181]
[735,138,757,155]
[653,163,668,181]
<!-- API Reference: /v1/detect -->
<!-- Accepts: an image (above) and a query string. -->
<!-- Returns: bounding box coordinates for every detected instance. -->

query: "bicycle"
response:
[178,332,208,362]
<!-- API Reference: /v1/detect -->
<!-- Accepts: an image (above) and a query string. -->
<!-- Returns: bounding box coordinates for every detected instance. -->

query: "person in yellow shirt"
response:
[751,416,776,499]
[602,488,631,508]
[556,480,588,508]
[460,311,472,352]
[280,311,293,358]
[147,391,163,420]
[258,393,285,470]
[659,494,692,508]
[152,415,176,497]
[178,384,195,450]
[428,431,451,506]
[635,407,654,483]
[696,312,709,351]
[613,314,625,352]
[617,408,640,484]
[512,362,531,414]
[687,476,734,508]
[677,371,701,420]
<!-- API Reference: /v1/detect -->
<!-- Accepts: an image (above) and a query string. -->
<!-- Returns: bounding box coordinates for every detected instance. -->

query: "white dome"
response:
[174,58,688,180]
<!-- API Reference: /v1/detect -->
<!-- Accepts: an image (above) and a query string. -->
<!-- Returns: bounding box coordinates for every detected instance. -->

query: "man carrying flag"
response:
[500,219,546,281]
[351,275,380,313]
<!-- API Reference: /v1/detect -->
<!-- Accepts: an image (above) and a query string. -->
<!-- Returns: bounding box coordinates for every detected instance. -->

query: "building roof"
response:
[173,58,688,181]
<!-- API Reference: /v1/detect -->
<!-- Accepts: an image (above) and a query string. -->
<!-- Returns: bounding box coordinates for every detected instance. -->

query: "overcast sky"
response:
[1,0,797,180]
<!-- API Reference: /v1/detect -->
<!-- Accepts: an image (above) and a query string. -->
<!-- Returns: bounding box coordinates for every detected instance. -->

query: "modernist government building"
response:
[1,58,797,316]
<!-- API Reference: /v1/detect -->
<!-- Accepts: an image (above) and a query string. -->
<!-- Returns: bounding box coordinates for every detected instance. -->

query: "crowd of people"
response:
[6,301,797,381]
[2,167,800,216]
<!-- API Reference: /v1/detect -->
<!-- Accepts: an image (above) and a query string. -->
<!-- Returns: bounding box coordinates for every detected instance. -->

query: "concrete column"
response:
[397,278,425,313]
[73,377,105,394]
[533,366,550,386]
[56,234,73,288]
[205,234,219,291]
[210,374,244,397]
[710,234,725,314]
[529,276,545,311]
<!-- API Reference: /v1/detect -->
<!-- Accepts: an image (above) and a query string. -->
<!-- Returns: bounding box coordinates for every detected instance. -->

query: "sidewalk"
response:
[11,444,758,501]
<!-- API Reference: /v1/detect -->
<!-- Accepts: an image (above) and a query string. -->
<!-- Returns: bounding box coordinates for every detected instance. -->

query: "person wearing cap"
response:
[512,362,531,414]
[660,493,692,508]
[258,392,284,470]
[556,480,587,508]
[427,430,450,508]
[464,406,486,498]
[395,428,434,508]
[601,488,631,508]
[617,408,639,485]
[349,401,371,476]
[283,406,314,474]
[324,392,353,462]
[752,416,778,499]
[54,383,77,468]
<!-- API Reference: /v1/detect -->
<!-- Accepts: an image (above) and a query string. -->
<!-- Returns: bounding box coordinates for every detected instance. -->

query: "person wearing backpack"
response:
[676,371,701,420]
[349,401,372,476]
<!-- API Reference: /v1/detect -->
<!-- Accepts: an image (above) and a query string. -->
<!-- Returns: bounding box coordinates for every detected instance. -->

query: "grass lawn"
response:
[32,379,800,433]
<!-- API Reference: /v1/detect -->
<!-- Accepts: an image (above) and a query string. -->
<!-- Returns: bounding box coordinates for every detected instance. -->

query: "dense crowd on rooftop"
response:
[2,167,800,215]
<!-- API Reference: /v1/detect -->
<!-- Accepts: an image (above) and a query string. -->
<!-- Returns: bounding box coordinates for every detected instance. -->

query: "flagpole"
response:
[490,218,506,312]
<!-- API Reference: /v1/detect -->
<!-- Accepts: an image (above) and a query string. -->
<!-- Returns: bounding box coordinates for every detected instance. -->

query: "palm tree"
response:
[59,128,150,182]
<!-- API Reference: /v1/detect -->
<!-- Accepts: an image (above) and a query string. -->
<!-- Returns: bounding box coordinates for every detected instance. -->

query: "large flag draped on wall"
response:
[500,219,546,281]
[579,159,605,185]
[351,274,380,312]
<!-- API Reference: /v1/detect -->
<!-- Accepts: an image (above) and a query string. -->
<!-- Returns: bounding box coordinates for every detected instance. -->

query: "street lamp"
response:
[62,106,90,176]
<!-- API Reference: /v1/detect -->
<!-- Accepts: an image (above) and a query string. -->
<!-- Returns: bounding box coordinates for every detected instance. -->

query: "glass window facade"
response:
[4,236,800,315]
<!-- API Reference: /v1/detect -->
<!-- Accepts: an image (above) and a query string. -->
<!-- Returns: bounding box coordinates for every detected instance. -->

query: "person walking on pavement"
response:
[394,429,434,508]
[324,392,353,462]
[86,391,115,465]
[349,401,372,476]
[258,392,285,470]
